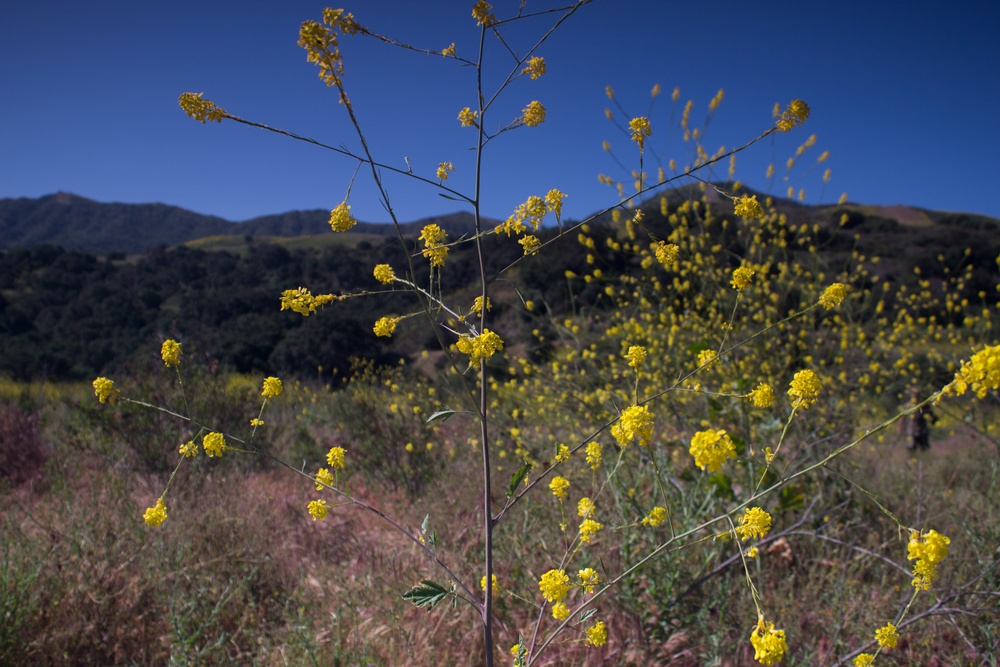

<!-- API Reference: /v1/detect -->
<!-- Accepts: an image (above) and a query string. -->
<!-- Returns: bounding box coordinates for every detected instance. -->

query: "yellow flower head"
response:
[586,621,607,647]
[819,283,848,309]
[579,518,603,544]
[545,189,566,222]
[578,567,599,593]
[280,287,336,316]
[456,329,505,367]
[442,42,456,57]
[522,56,546,80]
[143,498,168,527]
[308,499,329,521]
[373,263,396,285]
[203,431,226,457]
[585,441,602,470]
[178,92,226,123]
[907,529,950,589]
[734,194,763,219]
[179,440,198,457]
[522,101,546,127]
[519,234,541,255]
[472,296,492,317]
[689,429,737,473]
[374,316,400,337]
[788,369,822,409]
[471,0,496,26]
[626,345,647,369]
[549,475,570,500]
[329,202,357,232]
[326,446,346,470]
[654,241,679,267]
[737,507,772,541]
[458,106,479,128]
[750,618,787,665]
[749,383,776,408]
[262,376,283,398]
[611,404,654,447]
[481,573,500,596]
[946,344,1000,398]
[641,506,668,527]
[731,266,755,291]
[419,223,449,267]
[551,602,570,620]
[161,339,182,367]
[853,654,875,667]
[92,377,120,404]
[538,568,570,603]
[554,443,570,463]
[436,161,454,181]
[629,117,652,150]
[875,622,899,648]
[775,99,810,132]
[577,496,595,519]
[315,467,335,490]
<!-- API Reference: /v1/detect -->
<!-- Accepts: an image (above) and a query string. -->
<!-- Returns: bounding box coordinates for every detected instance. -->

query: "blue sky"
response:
[2,0,998,224]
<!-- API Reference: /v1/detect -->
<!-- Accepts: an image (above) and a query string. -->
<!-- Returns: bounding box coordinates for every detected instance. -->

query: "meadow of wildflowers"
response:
[1,2,999,665]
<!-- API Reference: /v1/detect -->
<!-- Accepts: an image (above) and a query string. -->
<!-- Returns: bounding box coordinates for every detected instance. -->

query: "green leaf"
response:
[427,409,457,424]
[507,461,532,497]
[402,579,451,609]
[578,607,597,622]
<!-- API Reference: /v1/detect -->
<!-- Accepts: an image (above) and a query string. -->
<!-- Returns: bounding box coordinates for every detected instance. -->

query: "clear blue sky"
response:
[2,0,998,224]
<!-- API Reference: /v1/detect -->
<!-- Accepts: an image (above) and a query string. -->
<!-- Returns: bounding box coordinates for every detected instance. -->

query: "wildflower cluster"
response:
[456,329,504,367]
[775,99,810,132]
[329,202,357,232]
[178,92,226,123]
[946,343,1000,398]
[787,369,822,409]
[611,404,653,447]
[419,223,449,267]
[689,428,736,472]
[298,8,359,89]
[280,287,336,316]
[907,529,950,589]
[749,618,787,666]
[161,339,182,367]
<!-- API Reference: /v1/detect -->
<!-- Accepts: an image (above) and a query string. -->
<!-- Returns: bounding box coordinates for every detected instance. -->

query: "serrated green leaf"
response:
[507,461,532,497]
[427,409,457,424]
[578,608,597,622]
[402,579,450,609]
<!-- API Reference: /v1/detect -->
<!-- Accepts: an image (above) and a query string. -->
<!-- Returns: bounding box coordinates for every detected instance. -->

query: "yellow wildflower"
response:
[626,345,647,369]
[261,376,283,398]
[734,194,763,218]
[458,107,479,127]
[654,241,679,267]
[611,404,653,447]
[689,429,736,472]
[521,56,546,79]
[731,266,755,291]
[178,92,226,123]
[436,161,454,181]
[749,383,776,408]
[315,467,335,490]
[308,499,329,521]
[875,622,899,648]
[471,0,495,26]
[642,506,668,527]
[203,432,226,457]
[907,529,950,589]
[419,223,449,267]
[788,369,822,409]
[853,654,875,667]
[93,377,120,404]
[373,264,396,284]
[161,339,182,367]
[737,507,772,541]
[522,101,546,127]
[549,476,570,500]
[481,574,500,596]
[579,518,603,544]
[775,99,810,132]
[578,497,595,519]
[519,234,541,255]
[629,117,652,150]
[279,287,336,316]
[442,42,456,57]
[749,617,787,666]
[585,441,602,470]
[538,569,570,602]
[179,440,198,457]
[456,329,504,367]
[551,602,570,620]
[328,202,356,232]
[374,316,400,337]
[326,446,346,470]
[578,567,599,593]
[819,283,848,309]
[947,344,1000,398]
[143,498,168,527]
[586,621,607,647]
